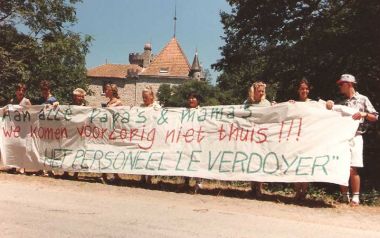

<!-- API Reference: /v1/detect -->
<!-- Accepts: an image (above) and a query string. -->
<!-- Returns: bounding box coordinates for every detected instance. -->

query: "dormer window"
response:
[159,67,169,74]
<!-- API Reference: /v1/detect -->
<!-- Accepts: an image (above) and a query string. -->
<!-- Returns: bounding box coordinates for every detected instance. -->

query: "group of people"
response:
[1,81,204,190]
[243,74,378,206]
[1,74,378,206]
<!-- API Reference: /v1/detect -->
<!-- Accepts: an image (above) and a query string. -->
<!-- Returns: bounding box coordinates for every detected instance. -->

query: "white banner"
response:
[0,102,359,185]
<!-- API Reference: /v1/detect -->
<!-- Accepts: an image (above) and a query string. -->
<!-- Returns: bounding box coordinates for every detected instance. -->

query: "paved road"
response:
[1,174,380,238]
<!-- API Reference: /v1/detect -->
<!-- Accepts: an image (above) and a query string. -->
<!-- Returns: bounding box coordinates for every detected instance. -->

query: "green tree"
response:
[156,84,172,107]
[214,0,380,189]
[0,0,92,104]
[203,68,213,84]
[213,0,380,102]
[157,81,225,107]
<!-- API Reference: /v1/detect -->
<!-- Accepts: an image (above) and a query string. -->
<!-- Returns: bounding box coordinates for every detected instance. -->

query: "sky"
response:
[71,0,231,83]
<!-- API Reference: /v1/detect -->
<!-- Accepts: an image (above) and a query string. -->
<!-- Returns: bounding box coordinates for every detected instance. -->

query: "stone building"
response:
[86,37,204,106]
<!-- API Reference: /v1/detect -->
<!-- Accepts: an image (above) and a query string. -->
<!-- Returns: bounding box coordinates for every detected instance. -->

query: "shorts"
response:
[349,135,363,167]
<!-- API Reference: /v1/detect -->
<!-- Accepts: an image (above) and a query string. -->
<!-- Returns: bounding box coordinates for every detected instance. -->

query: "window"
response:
[159,67,169,74]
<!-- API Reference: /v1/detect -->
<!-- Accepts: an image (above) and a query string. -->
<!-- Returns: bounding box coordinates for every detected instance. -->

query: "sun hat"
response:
[337,74,356,84]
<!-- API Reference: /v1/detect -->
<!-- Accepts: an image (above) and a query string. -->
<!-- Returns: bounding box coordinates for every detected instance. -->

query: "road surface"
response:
[1,173,379,238]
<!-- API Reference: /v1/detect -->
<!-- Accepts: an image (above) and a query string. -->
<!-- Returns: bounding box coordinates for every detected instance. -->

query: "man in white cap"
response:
[326,74,378,206]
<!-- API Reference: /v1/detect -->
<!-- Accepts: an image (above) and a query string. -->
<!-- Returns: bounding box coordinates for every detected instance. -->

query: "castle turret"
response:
[143,43,153,68]
[129,43,153,68]
[189,51,205,81]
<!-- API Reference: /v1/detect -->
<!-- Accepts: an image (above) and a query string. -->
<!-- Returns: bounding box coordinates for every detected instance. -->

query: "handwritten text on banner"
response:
[0,102,359,185]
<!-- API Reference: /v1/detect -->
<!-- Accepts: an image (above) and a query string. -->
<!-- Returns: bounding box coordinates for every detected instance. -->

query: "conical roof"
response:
[191,52,201,72]
[140,38,190,77]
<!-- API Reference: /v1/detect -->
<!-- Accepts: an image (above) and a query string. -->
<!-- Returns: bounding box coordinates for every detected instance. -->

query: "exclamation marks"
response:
[296,118,302,141]
[278,118,303,142]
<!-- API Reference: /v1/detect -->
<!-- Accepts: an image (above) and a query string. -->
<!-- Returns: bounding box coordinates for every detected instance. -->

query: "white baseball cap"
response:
[337,74,356,84]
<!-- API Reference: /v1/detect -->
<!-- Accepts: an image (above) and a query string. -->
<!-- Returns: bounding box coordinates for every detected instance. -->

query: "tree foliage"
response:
[0,0,92,104]
[214,0,380,103]
[157,81,227,107]
[214,0,380,189]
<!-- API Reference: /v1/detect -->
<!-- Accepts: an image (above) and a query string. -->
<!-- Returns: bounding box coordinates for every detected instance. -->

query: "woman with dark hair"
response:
[182,91,203,193]
[291,78,312,201]
[36,80,58,105]
[36,80,58,177]
[10,83,31,106]
[295,78,312,102]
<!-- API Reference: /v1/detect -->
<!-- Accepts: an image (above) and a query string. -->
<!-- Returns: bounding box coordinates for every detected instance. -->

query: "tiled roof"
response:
[140,38,191,77]
[87,64,142,78]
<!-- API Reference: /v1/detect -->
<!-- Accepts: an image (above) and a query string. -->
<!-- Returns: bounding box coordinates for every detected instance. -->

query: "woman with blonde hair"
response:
[61,88,87,180]
[140,86,161,185]
[101,83,123,184]
[244,81,271,197]
[104,83,122,107]
[140,86,160,108]
[244,81,270,107]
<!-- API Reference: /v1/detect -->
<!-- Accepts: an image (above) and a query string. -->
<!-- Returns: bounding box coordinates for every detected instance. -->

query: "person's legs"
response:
[294,183,301,198]
[301,183,309,193]
[350,167,360,205]
[251,182,263,197]
[100,173,108,184]
[140,175,152,185]
[350,167,360,193]
[194,178,202,194]
[183,177,190,188]
[294,182,308,200]
[113,173,122,184]
[61,171,69,179]
[349,135,363,205]
[339,185,350,203]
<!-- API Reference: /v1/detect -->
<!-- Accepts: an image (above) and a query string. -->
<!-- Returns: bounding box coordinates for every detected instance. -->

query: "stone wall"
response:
[86,77,136,107]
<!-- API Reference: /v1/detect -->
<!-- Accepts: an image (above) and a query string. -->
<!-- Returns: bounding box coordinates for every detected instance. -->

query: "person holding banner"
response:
[104,83,122,107]
[139,86,161,185]
[243,81,271,197]
[326,74,378,206]
[35,80,59,177]
[71,88,88,106]
[140,85,160,109]
[182,91,203,193]
[34,80,59,106]
[290,79,313,201]
[10,83,32,107]
[12,83,31,174]
[2,83,32,174]
[61,88,87,180]
[100,83,123,184]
